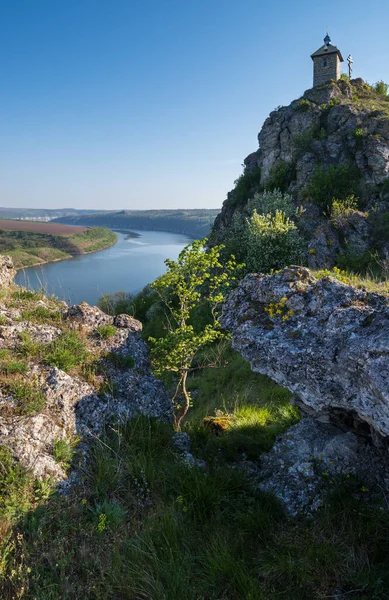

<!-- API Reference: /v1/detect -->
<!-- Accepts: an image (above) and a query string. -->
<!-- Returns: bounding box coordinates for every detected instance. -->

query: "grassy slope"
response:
[2,227,117,269]
[0,284,389,598]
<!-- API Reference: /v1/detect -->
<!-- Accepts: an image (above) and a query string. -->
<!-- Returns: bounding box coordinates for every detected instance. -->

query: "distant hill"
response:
[53,209,220,239]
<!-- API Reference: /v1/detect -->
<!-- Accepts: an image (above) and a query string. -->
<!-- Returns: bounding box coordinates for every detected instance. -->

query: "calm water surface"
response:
[15,230,190,306]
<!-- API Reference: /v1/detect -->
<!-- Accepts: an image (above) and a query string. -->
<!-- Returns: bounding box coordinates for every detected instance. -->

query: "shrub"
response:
[352,127,364,149]
[340,73,350,81]
[294,98,311,112]
[293,127,318,157]
[245,210,305,273]
[17,331,40,358]
[44,331,87,372]
[96,324,117,339]
[374,80,389,96]
[52,438,75,468]
[251,189,298,219]
[305,162,361,214]
[232,166,262,207]
[330,195,359,227]
[264,161,296,192]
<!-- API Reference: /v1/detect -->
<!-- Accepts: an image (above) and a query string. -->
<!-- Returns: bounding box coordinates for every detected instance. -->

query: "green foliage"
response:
[52,438,76,469]
[293,126,328,159]
[244,210,305,274]
[44,331,87,372]
[294,98,311,112]
[88,499,128,532]
[264,161,295,192]
[0,350,28,375]
[352,127,365,149]
[305,162,361,214]
[4,410,389,599]
[340,73,350,81]
[232,166,262,207]
[96,324,117,339]
[251,189,298,219]
[374,80,389,96]
[106,351,135,369]
[149,239,242,429]
[330,195,359,227]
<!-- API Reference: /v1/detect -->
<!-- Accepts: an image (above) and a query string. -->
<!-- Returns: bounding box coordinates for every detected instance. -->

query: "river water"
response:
[15,230,190,306]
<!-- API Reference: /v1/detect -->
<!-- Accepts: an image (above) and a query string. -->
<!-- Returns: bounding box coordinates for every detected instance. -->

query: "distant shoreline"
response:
[14,233,119,271]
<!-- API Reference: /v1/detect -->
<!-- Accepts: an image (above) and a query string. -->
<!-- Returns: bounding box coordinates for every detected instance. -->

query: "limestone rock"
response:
[114,313,142,332]
[0,255,16,288]
[221,266,389,441]
[256,418,388,515]
[64,303,114,331]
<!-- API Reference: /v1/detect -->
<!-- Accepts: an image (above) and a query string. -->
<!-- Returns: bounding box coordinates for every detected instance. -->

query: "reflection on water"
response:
[15,230,190,306]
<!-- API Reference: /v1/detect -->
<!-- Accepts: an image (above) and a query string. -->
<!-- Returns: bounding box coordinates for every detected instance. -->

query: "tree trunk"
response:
[173,370,190,431]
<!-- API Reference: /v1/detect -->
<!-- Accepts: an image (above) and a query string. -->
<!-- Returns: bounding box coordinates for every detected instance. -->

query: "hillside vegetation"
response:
[211,78,389,278]
[0,223,117,269]
[53,208,220,239]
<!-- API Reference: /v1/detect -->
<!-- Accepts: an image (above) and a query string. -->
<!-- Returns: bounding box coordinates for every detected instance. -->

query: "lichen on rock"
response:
[221,265,389,441]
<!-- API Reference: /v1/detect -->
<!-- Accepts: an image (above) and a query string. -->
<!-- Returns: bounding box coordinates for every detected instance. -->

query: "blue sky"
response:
[1,0,388,210]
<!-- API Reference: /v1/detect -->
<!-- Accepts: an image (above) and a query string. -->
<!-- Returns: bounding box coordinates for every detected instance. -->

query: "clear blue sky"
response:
[1,0,388,210]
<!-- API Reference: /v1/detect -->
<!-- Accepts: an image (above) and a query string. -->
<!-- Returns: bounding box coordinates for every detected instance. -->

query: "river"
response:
[15,230,191,306]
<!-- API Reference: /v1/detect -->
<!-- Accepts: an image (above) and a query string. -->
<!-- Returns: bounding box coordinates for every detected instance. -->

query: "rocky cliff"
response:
[0,256,170,482]
[211,78,389,269]
[221,266,389,512]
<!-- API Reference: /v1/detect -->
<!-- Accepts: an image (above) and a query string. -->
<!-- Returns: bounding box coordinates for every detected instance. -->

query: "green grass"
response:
[21,305,61,324]
[0,350,28,376]
[52,438,77,469]
[43,331,87,372]
[96,324,117,339]
[3,379,46,415]
[2,415,389,599]
[312,266,389,296]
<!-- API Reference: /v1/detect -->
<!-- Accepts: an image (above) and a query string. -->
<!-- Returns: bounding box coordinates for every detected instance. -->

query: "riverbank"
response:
[0,226,118,270]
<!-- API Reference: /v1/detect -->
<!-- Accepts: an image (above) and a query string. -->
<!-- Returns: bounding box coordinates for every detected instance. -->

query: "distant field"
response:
[0,222,117,269]
[0,220,88,235]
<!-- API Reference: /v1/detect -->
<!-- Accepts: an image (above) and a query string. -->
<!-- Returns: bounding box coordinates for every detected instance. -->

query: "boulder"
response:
[221,266,389,441]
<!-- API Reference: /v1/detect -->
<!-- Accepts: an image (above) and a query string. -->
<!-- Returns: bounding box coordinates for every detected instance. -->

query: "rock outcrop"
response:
[221,266,389,442]
[0,256,171,481]
[0,255,16,287]
[221,266,389,512]
[253,417,389,515]
[211,79,389,269]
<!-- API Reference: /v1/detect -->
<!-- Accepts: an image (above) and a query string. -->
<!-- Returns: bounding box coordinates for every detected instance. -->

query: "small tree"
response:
[149,239,241,430]
[374,80,389,96]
